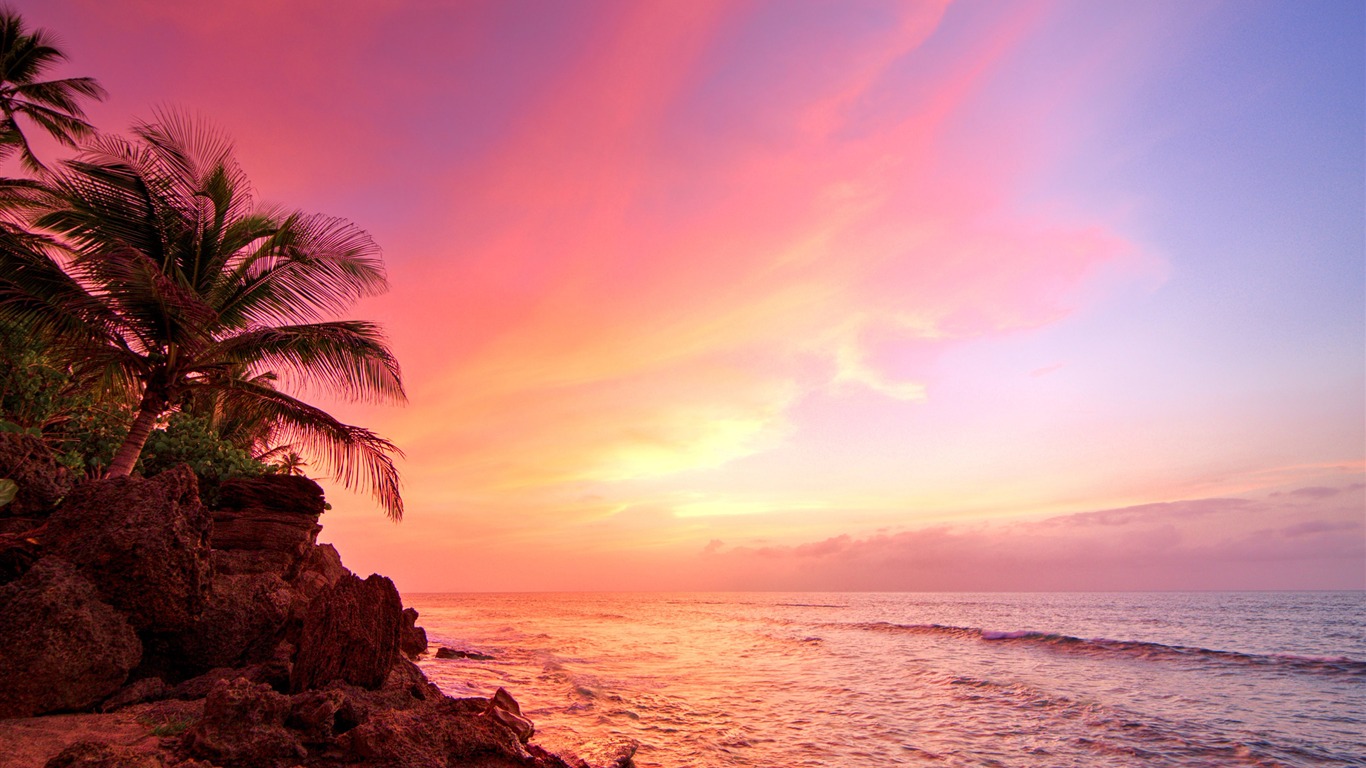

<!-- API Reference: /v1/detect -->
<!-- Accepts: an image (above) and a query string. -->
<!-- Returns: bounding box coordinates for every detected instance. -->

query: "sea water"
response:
[408,592,1365,767]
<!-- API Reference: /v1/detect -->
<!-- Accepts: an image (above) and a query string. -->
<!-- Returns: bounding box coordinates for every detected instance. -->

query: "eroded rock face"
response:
[173,572,293,675]
[0,558,141,718]
[45,466,211,633]
[337,696,542,768]
[183,677,305,768]
[487,687,535,744]
[211,475,325,578]
[0,432,72,518]
[290,573,403,692]
[399,607,428,659]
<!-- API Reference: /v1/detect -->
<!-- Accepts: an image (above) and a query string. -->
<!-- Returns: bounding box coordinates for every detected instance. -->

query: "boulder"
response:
[182,678,305,768]
[376,657,444,709]
[290,573,403,692]
[437,646,495,660]
[285,687,363,746]
[173,572,293,675]
[99,677,170,712]
[45,466,211,633]
[399,606,428,659]
[336,696,562,768]
[0,432,72,518]
[0,558,141,718]
[215,474,326,518]
[289,542,349,608]
[211,475,325,578]
[486,687,535,744]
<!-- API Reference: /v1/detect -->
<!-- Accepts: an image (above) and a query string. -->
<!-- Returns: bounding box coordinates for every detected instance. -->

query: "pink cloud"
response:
[688,487,1366,591]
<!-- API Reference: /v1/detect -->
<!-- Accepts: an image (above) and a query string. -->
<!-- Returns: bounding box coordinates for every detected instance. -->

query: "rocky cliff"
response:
[0,434,633,768]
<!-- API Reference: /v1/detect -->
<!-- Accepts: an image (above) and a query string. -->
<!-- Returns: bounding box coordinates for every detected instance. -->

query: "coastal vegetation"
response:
[0,10,406,519]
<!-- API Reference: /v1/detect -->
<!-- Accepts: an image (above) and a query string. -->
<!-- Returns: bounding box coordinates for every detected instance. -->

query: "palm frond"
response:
[217,378,404,521]
[215,212,388,327]
[209,321,405,404]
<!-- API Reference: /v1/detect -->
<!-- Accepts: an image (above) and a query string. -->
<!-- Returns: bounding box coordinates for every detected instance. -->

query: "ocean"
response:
[408,592,1365,767]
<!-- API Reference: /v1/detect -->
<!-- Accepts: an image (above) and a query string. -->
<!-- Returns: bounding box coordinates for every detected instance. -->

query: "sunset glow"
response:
[17,0,1362,591]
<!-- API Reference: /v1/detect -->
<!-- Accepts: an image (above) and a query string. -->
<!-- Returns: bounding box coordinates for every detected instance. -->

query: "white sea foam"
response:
[410,591,1366,768]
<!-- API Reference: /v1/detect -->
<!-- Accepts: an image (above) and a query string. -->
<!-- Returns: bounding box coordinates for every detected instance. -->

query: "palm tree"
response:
[0,8,107,173]
[0,111,407,519]
[274,452,309,477]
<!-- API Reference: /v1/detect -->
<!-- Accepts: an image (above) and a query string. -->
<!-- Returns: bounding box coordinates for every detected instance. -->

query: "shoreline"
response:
[0,436,633,768]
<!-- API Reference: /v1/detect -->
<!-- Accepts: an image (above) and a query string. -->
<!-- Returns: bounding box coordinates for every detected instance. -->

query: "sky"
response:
[12,0,1364,591]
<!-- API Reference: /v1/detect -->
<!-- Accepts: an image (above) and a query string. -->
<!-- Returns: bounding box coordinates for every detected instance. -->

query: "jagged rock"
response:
[399,607,428,659]
[336,696,567,768]
[286,687,362,745]
[173,572,293,675]
[289,542,349,609]
[434,645,494,658]
[377,657,444,708]
[99,677,170,712]
[211,475,325,578]
[487,687,535,744]
[43,741,166,768]
[216,474,326,518]
[45,467,211,633]
[290,573,403,692]
[0,432,72,518]
[437,646,495,660]
[182,678,305,768]
[0,558,141,718]
[171,643,295,701]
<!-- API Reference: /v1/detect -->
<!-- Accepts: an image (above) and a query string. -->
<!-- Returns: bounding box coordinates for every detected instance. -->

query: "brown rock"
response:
[98,677,169,713]
[0,558,141,718]
[170,643,295,700]
[399,606,428,659]
[376,657,444,709]
[285,687,361,745]
[182,678,305,768]
[437,646,495,660]
[290,573,403,692]
[486,687,535,744]
[289,542,349,609]
[215,474,326,517]
[45,466,211,633]
[336,696,565,768]
[174,572,293,674]
[210,476,325,578]
[0,432,72,518]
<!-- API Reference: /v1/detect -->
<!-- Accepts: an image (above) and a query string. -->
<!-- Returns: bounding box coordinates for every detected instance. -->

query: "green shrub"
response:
[140,413,266,498]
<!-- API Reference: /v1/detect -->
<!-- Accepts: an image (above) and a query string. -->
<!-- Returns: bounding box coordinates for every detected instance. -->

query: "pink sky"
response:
[15,0,1364,590]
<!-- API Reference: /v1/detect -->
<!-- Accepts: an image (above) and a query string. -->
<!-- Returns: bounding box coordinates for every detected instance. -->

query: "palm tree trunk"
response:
[104,393,165,478]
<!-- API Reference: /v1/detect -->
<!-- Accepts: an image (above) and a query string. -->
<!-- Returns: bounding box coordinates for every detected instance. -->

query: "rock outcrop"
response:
[44,466,211,634]
[0,465,608,768]
[399,607,428,659]
[182,678,306,767]
[0,432,72,521]
[0,558,141,718]
[290,573,403,692]
[210,476,324,578]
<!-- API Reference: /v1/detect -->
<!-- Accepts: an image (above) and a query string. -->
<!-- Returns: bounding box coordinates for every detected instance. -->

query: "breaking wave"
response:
[842,621,1366,675]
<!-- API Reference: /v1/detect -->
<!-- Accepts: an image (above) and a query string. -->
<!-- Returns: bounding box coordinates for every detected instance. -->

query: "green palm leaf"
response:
[0,110,407,519]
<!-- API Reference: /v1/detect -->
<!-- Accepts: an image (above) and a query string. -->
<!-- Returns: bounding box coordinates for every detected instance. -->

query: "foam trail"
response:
[840,622,1366,676]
